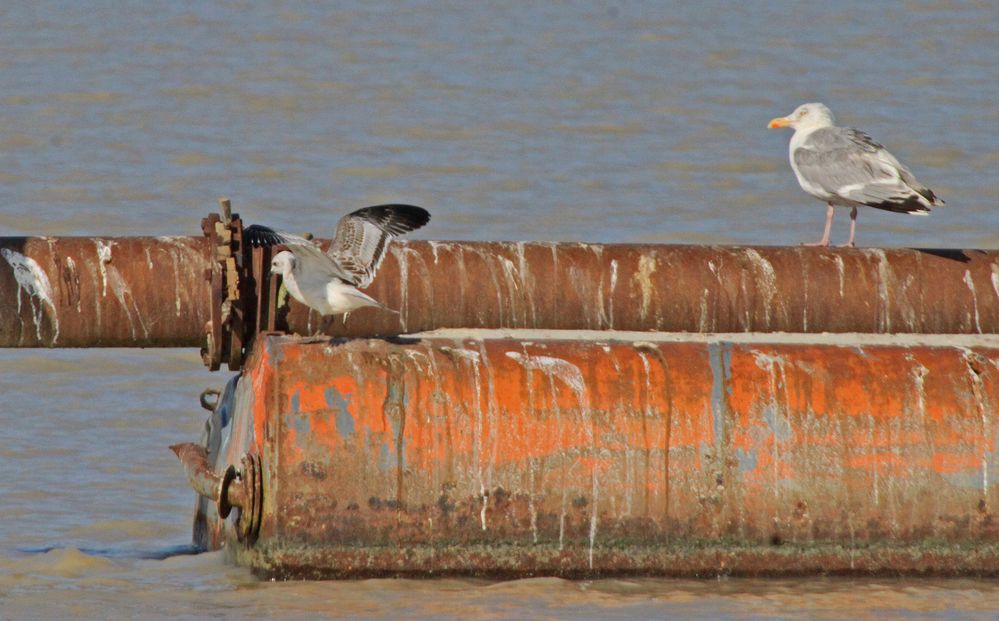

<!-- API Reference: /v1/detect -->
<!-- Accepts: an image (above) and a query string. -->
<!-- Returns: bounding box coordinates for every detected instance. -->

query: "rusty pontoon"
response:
[4,203,999,577]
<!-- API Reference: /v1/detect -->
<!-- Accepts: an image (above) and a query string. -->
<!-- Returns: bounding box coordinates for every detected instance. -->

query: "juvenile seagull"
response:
[245,204,430,326]
[768,103,943,247]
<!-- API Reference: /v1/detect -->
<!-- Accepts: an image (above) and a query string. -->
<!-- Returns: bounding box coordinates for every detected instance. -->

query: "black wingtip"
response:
[350,204,431,235]
[244,224,285,248]
[920,188,944,206]
[868,196,933,215]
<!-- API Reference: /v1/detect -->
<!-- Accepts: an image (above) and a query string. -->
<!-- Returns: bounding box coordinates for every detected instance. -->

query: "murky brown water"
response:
[6,550,999,621]
[2,1,999,618]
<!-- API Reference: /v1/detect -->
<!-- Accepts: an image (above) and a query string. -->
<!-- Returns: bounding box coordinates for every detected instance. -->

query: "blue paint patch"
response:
[216,375,238,429]
[292,410,311,440]
[942,470,985,490]
[380,441,395,470]
[325,387,355,438]
[380,382,407,471]
[762,404,793,442]
[736,447,758,473]
[708,342,732,447]
[265,336,285,365]
[385,383,409,414]
[287,389,311,439]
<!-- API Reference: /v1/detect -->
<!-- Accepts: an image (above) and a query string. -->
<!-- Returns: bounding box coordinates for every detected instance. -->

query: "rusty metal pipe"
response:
[0,236,209,347]
[169,442,244,518]
[289,242,999,336]
[4,237,999,348]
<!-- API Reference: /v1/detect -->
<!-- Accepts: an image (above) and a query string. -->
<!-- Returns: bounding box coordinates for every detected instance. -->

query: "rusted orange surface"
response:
[218,334,999,577]
[289,242,999,336]
[4,238,998,348]
[0,236,208,347]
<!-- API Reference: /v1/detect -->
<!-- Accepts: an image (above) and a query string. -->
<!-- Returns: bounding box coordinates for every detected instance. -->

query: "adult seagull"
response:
[768,103,943,247]
[245,204,430,327]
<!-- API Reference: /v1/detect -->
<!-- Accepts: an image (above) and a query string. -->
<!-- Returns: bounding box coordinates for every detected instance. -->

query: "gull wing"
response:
[793,127,940,213]
[245,224,350,282]
[326,204,431,288]
[244,224,313,248]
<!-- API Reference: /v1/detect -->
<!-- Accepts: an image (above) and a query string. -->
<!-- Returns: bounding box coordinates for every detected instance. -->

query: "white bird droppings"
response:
[1,248,59,344]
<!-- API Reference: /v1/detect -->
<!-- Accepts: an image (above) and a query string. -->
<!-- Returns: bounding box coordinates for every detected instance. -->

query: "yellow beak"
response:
[768,116,792,129]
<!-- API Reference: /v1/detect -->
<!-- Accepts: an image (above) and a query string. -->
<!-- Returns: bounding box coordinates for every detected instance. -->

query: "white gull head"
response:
[270,250,296,277]
[768,102,835,132]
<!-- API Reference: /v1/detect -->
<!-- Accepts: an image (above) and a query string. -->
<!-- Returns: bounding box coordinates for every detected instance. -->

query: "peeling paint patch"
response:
[505,351,585,395]
[736,447,758,473]
[707,342,731,447]
[632,254,657,322]
[762,403,793,442]
[441,346,480,364]
[505,348,598,562]
[326,387,355,438]
[744,248,778,325]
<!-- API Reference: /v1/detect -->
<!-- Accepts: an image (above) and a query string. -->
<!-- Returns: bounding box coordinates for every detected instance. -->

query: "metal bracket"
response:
[201,199,246,370]
[201,198,286,371]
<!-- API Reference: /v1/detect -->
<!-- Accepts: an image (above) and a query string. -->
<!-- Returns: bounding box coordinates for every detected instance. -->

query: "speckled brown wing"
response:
[326,204,431,288]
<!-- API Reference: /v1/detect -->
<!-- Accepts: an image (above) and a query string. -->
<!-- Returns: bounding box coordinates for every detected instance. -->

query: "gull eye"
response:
[799,109,809,117]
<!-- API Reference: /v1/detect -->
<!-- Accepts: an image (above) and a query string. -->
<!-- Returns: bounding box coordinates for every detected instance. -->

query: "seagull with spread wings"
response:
[768,103,943,247]
[245,204,430,327]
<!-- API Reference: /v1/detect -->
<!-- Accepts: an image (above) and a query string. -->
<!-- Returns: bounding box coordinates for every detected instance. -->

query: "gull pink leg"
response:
[803,203,834,247]
[840,206,858,248]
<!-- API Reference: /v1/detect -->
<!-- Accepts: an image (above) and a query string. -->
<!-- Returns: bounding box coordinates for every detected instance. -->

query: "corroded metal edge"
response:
[235,541,999,580]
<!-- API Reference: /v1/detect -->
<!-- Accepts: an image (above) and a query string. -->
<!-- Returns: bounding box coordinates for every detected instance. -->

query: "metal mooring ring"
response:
[199,388,221,412]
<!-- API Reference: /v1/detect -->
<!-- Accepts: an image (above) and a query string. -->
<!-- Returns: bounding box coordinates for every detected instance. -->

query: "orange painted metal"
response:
[208,334,999,578]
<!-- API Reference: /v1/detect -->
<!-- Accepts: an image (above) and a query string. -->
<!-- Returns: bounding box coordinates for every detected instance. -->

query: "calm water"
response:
[2,1,999,619]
